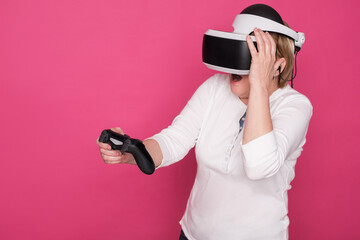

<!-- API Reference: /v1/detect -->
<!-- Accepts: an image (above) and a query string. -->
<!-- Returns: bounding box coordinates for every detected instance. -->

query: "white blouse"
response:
[149,73,313,240]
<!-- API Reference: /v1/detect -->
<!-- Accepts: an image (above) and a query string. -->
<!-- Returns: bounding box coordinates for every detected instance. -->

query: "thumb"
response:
[110,127,125,135]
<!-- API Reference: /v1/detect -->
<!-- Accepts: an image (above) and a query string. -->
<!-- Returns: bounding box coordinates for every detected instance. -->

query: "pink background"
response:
[1,0,359,239]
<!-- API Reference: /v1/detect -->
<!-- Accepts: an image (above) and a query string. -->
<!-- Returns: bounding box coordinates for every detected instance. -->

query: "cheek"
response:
[230,78,250,97]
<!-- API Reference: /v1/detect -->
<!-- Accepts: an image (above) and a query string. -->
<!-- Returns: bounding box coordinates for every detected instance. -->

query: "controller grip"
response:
[98,129,155,175]
[128,140,155,175]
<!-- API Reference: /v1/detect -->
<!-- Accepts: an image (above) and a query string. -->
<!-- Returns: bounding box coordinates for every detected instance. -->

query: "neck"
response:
[240,97,249,105]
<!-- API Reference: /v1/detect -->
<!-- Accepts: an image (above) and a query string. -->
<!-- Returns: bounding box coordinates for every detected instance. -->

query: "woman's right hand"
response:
[96,127,136,165]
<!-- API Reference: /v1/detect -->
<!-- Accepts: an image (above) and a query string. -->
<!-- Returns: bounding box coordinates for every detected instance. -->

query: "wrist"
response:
[249,84,270,97]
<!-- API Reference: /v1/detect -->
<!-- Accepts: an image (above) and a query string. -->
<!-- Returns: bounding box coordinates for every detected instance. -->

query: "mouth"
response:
[231,74,243,82]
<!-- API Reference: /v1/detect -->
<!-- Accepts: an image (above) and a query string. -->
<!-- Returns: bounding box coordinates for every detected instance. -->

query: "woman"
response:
[97,4,312,240]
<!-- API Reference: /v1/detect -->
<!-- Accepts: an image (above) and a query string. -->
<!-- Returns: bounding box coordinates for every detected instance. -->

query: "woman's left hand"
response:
[246,28,284,90]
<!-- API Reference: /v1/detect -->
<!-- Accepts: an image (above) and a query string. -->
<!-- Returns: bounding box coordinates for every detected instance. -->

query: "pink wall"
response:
[0,0,359,239]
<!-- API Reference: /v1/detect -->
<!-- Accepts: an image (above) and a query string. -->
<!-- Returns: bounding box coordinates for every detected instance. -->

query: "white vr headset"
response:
[202,6,306,75]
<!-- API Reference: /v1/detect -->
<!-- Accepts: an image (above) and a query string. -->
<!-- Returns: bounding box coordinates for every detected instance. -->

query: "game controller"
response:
[99,129,155,175]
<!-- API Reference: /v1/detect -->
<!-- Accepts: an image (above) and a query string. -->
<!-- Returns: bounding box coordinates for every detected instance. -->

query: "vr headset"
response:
[202,4,306,75]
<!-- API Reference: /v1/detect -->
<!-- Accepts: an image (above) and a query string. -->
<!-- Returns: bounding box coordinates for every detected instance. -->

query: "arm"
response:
[143,139,163,168]
[241,28,312,180]
[96,76,213,170]
[242,86,272,145]
[242,28,283,145]
[148,75,215,168]
[241,99,312,180]
[97,128,163,168]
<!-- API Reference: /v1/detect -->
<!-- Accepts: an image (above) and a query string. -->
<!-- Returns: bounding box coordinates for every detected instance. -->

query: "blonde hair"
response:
[269,21,295,88]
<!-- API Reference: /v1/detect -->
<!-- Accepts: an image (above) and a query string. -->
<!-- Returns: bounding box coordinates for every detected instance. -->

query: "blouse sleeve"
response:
[241,95,313,180]
[148,75,217,168]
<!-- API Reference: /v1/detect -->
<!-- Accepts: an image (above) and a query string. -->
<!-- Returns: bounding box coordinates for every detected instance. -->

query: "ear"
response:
[274,57,286,77]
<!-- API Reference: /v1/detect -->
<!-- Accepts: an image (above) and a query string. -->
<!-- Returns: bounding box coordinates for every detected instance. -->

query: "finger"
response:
[266,32,277,58]
[111,127,124,135]
[100,148,122,157]
[102,154,124,162]
[104,160,123,164]
[260,30,271,56]
[246,35,258,57]
[254,28,264,54]
[104,161,123,165]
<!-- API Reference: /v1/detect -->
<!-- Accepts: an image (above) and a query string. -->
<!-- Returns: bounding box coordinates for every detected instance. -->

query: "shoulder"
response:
[201,73,229,88]
[198,73,230,97]
[270,85,313,123]
[271,85,312,110]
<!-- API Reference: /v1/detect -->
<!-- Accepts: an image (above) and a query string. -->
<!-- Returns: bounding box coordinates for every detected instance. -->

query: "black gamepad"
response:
[99,129,155,175]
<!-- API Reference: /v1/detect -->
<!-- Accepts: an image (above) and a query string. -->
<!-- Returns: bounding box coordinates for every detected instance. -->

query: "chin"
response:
[230,86,244,97]
[229,74,250,98]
